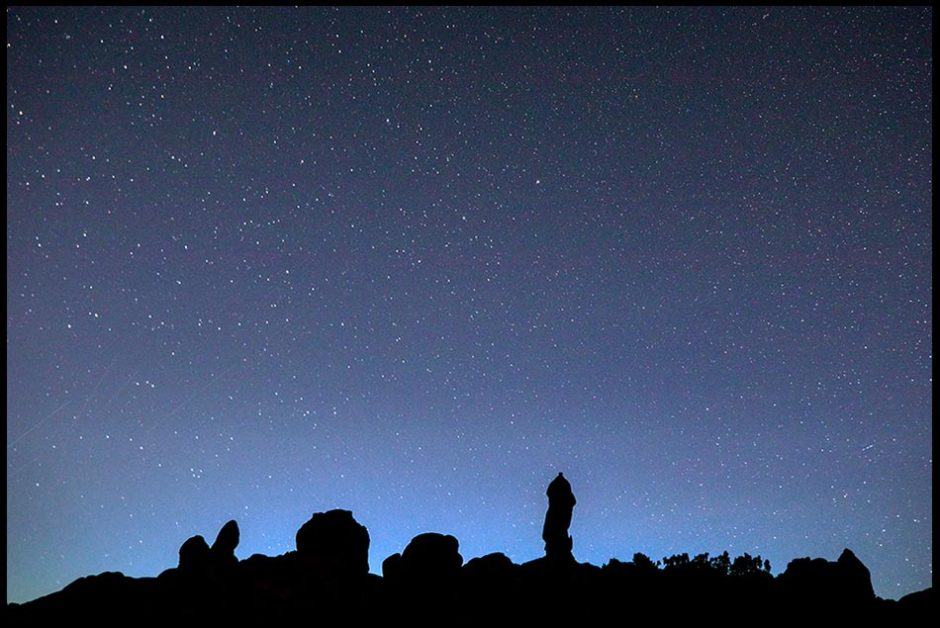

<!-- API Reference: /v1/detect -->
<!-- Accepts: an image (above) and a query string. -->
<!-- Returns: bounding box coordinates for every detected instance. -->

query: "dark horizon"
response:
[8,475,932,623]
[7,6,932,604]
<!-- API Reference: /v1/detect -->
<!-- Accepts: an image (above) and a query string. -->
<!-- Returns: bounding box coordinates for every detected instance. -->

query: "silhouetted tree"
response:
[731,553,769,577]
[632,552,659,572]
[662,553,690,571]
[710,551,732,575]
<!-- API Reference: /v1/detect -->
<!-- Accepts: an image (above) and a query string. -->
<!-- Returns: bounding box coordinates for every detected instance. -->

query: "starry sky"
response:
[6,7,932,603]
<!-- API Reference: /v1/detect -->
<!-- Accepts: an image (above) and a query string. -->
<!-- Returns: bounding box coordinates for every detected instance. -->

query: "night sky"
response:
[7,7,932,603]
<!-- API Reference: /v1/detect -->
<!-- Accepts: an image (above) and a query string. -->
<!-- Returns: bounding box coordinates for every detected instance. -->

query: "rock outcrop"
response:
[210,519,240,568]
[7,476,932,625]
[178,535,211,571]
[778,547,876,608]
[295,508,370,576]
[383,532,463,583]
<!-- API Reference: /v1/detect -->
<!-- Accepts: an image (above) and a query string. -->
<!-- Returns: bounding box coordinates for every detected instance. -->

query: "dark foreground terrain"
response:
[8,475,932,625]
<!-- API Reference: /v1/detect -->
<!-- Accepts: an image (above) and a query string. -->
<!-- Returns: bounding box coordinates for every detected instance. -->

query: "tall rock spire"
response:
[542,472,576,561]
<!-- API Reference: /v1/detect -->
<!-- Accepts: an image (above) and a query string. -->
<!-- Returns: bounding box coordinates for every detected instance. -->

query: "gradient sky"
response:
[7,6,932,603]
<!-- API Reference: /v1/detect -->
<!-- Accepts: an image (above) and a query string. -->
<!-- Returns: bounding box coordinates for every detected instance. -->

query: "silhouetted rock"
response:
[462,553,517,591]
[542,472,576,561]
[778,548,876,614]
[460,553,519,623]
[837,547,875,601]
[380,532,464,622]
[7,478,928,625]
[178,534,211,571]
[385,532,463,585]
[897,587,933,619]
[463,551,516,579]
[382,551,404,580]
[211,519,240,555]
[402,532,463,576]
[295,508,370,576]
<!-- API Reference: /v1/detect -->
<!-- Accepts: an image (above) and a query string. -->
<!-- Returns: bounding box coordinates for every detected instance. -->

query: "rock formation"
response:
[542,472,576,560]
[778,547,876,608]
[7,480,933,625]
[295,508,370,576]
[210,519,240,568]
[383,532,463,583]
[178,535,211,571]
